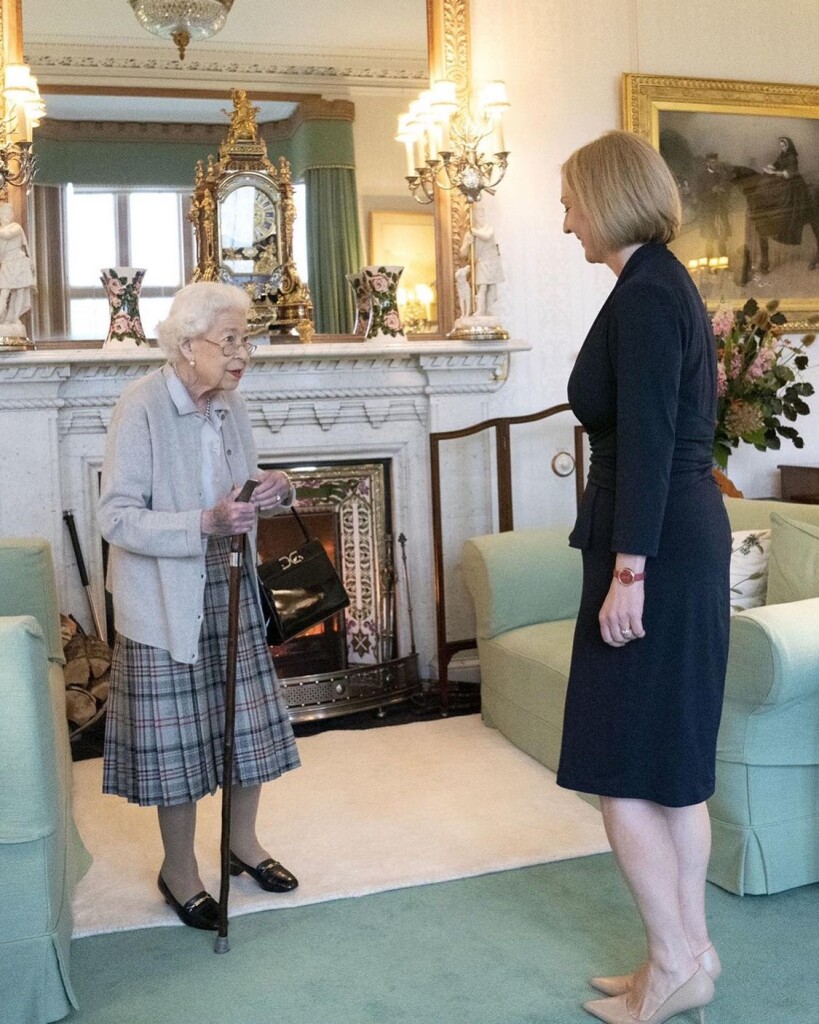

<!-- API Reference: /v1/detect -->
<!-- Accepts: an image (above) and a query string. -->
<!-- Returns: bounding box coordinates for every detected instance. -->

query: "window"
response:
[64,186,195,340]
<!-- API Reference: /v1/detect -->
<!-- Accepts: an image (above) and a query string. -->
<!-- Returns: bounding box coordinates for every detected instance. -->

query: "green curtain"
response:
[305,167,364,334]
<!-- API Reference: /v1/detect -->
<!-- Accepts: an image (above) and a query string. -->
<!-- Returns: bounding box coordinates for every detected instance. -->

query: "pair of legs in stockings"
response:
[598,796,715,1019]
[157,783,267,903]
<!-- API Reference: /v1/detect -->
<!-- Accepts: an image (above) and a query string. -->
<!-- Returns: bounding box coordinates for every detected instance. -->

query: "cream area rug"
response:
[71,714,609,938]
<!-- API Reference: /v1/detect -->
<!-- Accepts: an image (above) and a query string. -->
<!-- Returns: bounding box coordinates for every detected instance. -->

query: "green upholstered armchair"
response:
[0,538,92,1024]
[462,497,819,896]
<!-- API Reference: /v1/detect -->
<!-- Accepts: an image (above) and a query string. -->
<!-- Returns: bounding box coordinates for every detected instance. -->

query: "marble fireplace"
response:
[0,338,527,691]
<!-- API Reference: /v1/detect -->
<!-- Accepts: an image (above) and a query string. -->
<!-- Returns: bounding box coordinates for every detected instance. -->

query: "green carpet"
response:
[67,853,819,1024]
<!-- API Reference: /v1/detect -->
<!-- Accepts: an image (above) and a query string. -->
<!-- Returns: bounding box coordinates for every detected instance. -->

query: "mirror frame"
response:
[3,0,471,339]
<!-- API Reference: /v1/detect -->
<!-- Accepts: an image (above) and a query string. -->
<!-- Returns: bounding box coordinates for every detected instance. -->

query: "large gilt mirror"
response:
[17,0,471,342]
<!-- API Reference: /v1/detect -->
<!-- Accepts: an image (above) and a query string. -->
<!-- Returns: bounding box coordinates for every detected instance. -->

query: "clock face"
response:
[219,185,279,275]
[253,190,277,244]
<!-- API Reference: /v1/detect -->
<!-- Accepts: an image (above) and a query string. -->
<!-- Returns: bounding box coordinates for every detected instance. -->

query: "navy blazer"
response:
[568,243,717,557]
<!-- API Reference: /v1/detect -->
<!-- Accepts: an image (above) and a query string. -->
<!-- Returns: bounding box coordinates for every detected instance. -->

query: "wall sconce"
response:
[396,78,510,205]
[0,63,45,190]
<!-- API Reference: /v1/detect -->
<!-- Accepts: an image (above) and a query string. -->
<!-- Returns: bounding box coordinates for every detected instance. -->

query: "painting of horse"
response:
[729,165,819,284]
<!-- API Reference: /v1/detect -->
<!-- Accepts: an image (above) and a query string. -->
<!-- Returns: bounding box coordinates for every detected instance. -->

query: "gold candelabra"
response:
[396,79,510,206]
[0,63,45,192]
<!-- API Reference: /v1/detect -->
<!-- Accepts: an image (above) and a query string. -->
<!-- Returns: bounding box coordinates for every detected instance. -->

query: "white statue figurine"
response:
[452,203,507,338]
[0,203,34,336]
[455,263,472,319]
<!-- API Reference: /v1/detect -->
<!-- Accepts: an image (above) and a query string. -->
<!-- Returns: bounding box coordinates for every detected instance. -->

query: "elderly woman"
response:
[98,281,300,931]
[558,132,730,1024]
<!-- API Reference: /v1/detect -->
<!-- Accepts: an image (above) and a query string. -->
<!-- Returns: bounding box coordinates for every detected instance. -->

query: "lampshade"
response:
[128,0,235,59]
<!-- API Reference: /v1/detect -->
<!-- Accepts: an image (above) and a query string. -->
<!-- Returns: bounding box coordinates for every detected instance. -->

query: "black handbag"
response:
[257,507,350,646]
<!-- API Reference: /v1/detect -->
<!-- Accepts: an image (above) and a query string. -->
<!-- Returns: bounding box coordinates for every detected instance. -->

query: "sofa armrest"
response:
[726,599,819,708]
[718,598,819,765]
[0,538,64,664]
[0,617,61,842]
[462,528,581,639]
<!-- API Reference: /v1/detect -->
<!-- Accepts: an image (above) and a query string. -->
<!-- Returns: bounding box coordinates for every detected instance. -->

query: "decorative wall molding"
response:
[26,41,428,90]
[36,97,355,145]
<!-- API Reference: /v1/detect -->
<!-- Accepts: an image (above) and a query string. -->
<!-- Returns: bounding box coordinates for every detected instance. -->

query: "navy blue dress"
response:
[556,243,731,808]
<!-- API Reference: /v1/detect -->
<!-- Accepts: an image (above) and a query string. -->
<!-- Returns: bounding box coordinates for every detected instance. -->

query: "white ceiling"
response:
[22,0,427,59]
[23,0,427,123]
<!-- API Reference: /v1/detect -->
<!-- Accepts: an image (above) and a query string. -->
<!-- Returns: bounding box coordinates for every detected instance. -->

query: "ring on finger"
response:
[621,627,633,639]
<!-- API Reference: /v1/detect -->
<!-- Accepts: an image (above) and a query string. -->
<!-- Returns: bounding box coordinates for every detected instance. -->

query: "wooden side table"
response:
[778,464,819,504]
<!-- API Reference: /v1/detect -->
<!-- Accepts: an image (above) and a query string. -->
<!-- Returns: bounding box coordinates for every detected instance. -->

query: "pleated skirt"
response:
[556,477,731,807]
[103,537,300,806]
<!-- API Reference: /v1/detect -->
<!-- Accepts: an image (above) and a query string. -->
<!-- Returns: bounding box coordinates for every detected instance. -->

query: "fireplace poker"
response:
[397,533,416,656]
[62,510,106,640]
[214,478,259,954]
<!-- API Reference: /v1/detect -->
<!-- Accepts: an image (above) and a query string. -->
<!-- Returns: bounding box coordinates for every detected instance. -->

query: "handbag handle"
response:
[289,505,312,542]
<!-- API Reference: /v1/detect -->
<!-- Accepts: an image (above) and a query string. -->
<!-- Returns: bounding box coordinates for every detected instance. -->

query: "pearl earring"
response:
[189,359,196,367]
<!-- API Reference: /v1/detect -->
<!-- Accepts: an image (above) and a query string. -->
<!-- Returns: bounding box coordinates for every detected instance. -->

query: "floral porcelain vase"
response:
[361,265,405,341]
[101,267,148,349]
[345,271,372,336]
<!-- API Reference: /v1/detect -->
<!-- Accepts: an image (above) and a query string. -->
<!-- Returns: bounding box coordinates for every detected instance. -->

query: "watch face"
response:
[616,567,636,585]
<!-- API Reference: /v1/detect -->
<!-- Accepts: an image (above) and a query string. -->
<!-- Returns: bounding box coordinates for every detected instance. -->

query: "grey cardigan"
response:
[98,367,261,664]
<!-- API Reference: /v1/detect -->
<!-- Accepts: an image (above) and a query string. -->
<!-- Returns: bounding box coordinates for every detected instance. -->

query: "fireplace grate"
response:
[280,654,420,723]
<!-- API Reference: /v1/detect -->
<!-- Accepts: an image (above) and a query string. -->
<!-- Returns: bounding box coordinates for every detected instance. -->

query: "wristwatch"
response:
[613,567,646,585]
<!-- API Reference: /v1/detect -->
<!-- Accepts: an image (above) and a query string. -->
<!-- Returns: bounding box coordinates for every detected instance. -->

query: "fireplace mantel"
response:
[0,338,530,677]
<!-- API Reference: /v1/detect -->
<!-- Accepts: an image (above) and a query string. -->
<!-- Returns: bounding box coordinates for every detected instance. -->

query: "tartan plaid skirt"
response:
[103,537,300,806]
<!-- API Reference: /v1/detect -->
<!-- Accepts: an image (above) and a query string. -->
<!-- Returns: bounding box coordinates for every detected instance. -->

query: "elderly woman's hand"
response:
[250,470,294,512]
[202,488,258,536]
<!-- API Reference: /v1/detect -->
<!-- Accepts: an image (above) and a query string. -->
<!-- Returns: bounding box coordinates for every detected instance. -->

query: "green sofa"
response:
[462,497,819,896]
[0,538,92,1024]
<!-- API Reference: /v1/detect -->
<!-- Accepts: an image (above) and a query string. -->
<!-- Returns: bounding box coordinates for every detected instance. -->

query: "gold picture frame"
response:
[369,210,437,332]
[622,73,819,327]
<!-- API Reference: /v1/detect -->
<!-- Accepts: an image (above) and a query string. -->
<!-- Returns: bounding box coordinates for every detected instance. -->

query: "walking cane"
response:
[214,479,259,954]
[63,510,106,640]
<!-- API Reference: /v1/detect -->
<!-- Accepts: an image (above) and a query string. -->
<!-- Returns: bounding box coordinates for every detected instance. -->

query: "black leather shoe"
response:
[229,852,299,892]
[157,873,220,930]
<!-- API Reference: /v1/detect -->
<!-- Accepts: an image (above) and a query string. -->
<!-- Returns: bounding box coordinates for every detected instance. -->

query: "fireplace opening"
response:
[260,459,420,721]
[257,508,347,679]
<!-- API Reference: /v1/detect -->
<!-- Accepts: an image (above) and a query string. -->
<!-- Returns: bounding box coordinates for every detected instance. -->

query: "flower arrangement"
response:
[712,298,815,470]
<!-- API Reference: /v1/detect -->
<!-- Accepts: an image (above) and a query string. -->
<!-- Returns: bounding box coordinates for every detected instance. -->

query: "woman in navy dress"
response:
[556,132,731,1024]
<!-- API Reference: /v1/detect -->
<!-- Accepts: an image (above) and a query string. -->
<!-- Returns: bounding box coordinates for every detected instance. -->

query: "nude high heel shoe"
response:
[590,944,722,997]
[583,965,715,1024]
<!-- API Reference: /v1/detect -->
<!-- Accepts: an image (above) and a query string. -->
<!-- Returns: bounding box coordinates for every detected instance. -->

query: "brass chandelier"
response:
[128,0,235,60]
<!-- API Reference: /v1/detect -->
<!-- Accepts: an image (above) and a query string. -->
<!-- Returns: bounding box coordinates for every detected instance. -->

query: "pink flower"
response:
[105,277,126,297]
[745,348,776,381]
[711,308,735,339]
[716,363,727,396]
[370,274,389,293]
[384,310,402,331]
[111,313,132,336]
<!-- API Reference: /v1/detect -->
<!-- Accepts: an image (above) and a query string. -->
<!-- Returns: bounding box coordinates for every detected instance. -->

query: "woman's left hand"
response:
[599,580,646,648]
[250,470,293,511]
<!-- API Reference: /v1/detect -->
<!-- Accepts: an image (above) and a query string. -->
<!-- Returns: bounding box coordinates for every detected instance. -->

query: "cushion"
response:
[729,529,771,614]
[766,512,819,605]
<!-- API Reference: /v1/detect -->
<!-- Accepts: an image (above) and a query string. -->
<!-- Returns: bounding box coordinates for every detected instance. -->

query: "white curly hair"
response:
[156,282,251,360]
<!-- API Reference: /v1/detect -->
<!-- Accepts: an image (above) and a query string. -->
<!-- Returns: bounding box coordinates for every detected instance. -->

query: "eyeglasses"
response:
[199,336,257,358]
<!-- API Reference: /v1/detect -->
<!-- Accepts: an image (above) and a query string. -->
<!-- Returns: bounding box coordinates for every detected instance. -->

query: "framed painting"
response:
[623,73,819,327]
[369,210,437,331]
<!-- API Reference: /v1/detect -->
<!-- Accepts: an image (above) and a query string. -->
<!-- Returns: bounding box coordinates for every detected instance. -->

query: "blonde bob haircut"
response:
[562,130,682,254]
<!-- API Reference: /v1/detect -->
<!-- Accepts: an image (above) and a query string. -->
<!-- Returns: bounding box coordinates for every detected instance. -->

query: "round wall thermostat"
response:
[551,451,575,477]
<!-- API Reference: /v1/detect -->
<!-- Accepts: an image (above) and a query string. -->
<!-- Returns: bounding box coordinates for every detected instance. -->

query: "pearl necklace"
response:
[172,364,211,419]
